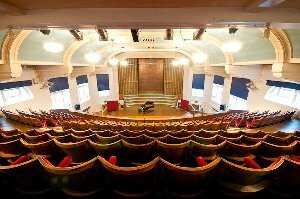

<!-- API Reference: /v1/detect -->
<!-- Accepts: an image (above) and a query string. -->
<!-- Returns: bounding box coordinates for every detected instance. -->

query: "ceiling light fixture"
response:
[43,31,64,53]
[171,60,179,66]
[221,27,242,53]
[120,60,128,67]
[192,52,208,64]
[109,57,119,66]
[85,51,100,64]
[178,57,189,65]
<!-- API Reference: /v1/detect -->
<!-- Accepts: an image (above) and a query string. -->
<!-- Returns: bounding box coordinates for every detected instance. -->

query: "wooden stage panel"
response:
[138,58,164,94]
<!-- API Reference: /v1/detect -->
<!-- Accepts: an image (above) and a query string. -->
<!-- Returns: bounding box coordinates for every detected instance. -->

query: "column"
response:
[67,77,80,111]
[183,65,193,100]
[221,76,232,110]
[203,74,214,113]
[88,74,101,112]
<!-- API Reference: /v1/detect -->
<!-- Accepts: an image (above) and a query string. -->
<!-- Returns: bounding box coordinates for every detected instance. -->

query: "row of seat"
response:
[221,110,295,128]
[1,131,300,165]
[2,109,237,130]
[1,154,300,198]
[1,127,298,141]
[2,110,60,127]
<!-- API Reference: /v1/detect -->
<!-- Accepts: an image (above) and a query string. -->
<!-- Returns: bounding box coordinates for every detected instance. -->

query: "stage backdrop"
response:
[163,59,183,95]
[118,58,139,95]
[118,58,183,95]
[138,58,164,94]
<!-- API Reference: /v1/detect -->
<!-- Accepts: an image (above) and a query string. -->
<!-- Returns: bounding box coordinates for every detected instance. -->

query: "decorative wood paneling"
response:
[139,58,164,94]
[163,59,183,95]
[118,58,138,95]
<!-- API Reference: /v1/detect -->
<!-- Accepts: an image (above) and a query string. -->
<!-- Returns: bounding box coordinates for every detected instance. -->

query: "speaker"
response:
[74,104,81,110]
[220,104,226,111]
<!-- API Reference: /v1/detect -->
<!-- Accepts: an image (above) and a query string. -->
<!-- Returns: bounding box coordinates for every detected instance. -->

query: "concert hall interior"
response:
[0,0,300,198]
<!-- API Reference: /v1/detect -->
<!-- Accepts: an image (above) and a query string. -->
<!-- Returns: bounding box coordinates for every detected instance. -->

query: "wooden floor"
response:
[101,104,193,120]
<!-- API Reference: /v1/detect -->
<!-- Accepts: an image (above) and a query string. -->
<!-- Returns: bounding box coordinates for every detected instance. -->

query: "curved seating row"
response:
[1,154,300,198]
[1,132,300,164]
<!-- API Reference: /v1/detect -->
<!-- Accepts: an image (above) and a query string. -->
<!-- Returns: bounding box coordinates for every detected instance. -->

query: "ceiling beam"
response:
[69,29,83,41]
[96,28,108,41]
[0,1,24,16]
[246,0,287,12]
[1,7,300,29]
[164,29,173,40]
[131,29,139,42]
[193,28,205,40]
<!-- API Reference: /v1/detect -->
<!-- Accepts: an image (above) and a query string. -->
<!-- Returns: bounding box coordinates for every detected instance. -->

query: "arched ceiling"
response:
[18,30,74,62]
[0,30,8,59]
[285,29,300,58]
[0,28,299,67]
[207,28,276,62]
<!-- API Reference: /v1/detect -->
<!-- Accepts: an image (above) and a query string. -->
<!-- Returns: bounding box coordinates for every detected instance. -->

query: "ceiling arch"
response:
[285,29,300,59]
[18,30,75,63]
[206,28,276,63]
[103,49,198,67]
[70,32,230,66]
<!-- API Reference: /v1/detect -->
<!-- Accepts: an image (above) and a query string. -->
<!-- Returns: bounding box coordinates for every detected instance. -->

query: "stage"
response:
[102,104,193,120]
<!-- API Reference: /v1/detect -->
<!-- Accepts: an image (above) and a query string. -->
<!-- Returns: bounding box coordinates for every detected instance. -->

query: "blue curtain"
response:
[213,75,224,85]
[0,80,32,90]
[266,80,300,90]
[76,75,88,85]
[230,77,251,100]
[96,74,109,91]
[192,74,205,89]
[48,77,69,93]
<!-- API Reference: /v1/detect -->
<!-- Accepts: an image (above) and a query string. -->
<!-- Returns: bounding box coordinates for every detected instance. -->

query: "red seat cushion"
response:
[107,101,119,112]
[290,156,300,163]
[244,157,261,169]
[11,155,29,165]
[181,99,189,111]
[197,156,208,167]
[58,156,73,167]
[108,156,117,165]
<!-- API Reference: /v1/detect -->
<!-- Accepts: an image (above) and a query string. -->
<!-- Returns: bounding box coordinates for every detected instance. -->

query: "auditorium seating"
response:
[218,157,284,197]
[1,127,300,197]
[99,156,160,198]
[160,157,221,198]
[39,156,103,197]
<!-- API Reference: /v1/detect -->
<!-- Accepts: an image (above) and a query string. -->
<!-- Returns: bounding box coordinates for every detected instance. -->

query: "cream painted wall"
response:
[1,64,297,114]
[183,65,297,114]
[2,67,52,112]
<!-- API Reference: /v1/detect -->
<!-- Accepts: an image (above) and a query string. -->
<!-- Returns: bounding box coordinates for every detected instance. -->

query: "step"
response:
[124,94,178,108]
[124,94,176,97]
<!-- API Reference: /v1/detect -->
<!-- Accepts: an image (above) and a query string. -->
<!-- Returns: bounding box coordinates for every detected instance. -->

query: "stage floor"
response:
[102,104,193,120]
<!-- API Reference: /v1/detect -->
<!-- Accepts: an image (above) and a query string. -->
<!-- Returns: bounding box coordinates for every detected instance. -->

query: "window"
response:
[211,83,223,104]
[264,86,300,108]
[0,87,34,107]
[229,95,248,110]
[51,89,71,109]
[77,83,90,103]
[192,88,204,98]
[98,90,110,97]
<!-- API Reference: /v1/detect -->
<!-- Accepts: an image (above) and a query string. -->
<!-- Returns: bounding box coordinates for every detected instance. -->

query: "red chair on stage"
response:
[106,101,120,112]
[181,99,190,111]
